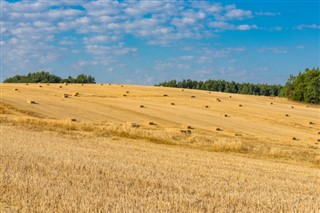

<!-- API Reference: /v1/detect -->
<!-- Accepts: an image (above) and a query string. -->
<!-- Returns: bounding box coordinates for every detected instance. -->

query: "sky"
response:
[1,0,320,85]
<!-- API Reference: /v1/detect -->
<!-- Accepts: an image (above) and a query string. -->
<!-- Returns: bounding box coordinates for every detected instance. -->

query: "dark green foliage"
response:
[281,68,320,104]
[157,68,319,104]
[4,71,96,84]
[157,79,283,97]
[4,71,62,83]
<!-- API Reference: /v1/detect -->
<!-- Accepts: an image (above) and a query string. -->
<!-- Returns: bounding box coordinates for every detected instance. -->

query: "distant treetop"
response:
[156,68,319,104]
[3,71,96,84]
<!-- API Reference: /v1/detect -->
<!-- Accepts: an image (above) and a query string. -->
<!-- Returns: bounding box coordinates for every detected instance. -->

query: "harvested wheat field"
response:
[1,83,320,212]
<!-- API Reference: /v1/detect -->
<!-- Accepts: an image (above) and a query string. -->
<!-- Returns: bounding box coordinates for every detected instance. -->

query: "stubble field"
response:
[1,83,319,212]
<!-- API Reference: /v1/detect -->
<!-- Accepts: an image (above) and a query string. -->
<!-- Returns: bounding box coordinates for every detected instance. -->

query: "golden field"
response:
[1,83,320,212]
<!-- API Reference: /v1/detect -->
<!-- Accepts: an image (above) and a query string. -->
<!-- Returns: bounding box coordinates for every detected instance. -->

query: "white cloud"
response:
[209,22,257,31]
[237,24,257,30]
[2,0,279,75]
[255,11,280,16]
[154,61,190,71]
[179,56,194,60]
[259,47,288,54]
[225,8,252,20]
[296,24,320,30]
[83,35,120,44]
[269,26,283,31]
[209,21,234,30]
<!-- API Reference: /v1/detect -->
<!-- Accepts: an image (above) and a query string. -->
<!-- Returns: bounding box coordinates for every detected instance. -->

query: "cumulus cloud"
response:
[225,8,252,20]
[237,24,257,30]
[2,0,276,74]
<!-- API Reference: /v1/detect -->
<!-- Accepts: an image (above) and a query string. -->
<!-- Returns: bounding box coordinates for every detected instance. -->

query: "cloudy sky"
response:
[1,0,319,84]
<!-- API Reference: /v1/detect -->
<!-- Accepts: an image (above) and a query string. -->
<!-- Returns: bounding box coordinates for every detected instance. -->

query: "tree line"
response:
[3,71,96,84]
[156,68,319,104]
[3,68,319,104]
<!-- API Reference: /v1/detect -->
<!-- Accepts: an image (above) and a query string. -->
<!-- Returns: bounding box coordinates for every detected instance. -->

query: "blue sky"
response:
[1,0,319,84]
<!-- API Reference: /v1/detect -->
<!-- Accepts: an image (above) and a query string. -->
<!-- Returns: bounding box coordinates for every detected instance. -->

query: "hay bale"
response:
[224,114,228,117]
[59,86,62,88]
[39,85,42,88]
[209,92,211,94]
[291,106,294,108]
[147,121,156,126]
[126,91,130,94]
[205,105,209,108]
[26,83,29,86]
[216,98,221,102]
[73,92,79,97]
[62,94,69,98]
[13,88,18,91]
[47,84,50,86]
[27,100,36,104]
[100,84,103,85]
[81,84,84,86]
[170,102,175,105]
[64,83,68,86]
[163,94,168,97]
[229,95,232,98]
[285,114,289,117]
[318,131,320,135]
[181,89,184,91]
[317,139,320,142]
[187,126,192,129]
[270,102,273,105]
[121,85,124,87]
[292,137,297,141]
[215,127,221,131]
[130,123,139,128]
[235,133,242,136]
[140,105,144,108]
[309,121,314,125]
[108,83,111,85]
[191,96,196,98]
[180,130,191,134]
[70,118,77,122]
[239,104,242,107]
[123,94,127,97]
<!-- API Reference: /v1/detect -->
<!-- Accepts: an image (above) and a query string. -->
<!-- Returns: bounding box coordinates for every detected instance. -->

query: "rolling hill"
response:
[1,83,319,212]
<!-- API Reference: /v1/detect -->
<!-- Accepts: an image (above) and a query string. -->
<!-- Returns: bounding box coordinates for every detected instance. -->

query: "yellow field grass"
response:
[1,83,320,212]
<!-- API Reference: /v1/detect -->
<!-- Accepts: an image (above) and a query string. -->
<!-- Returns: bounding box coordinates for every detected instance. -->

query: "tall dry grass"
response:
[1,125,320,212]
[1,111,319,168]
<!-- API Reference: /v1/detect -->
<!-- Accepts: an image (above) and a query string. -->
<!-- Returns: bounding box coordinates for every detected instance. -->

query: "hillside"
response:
[1,83,320,212]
